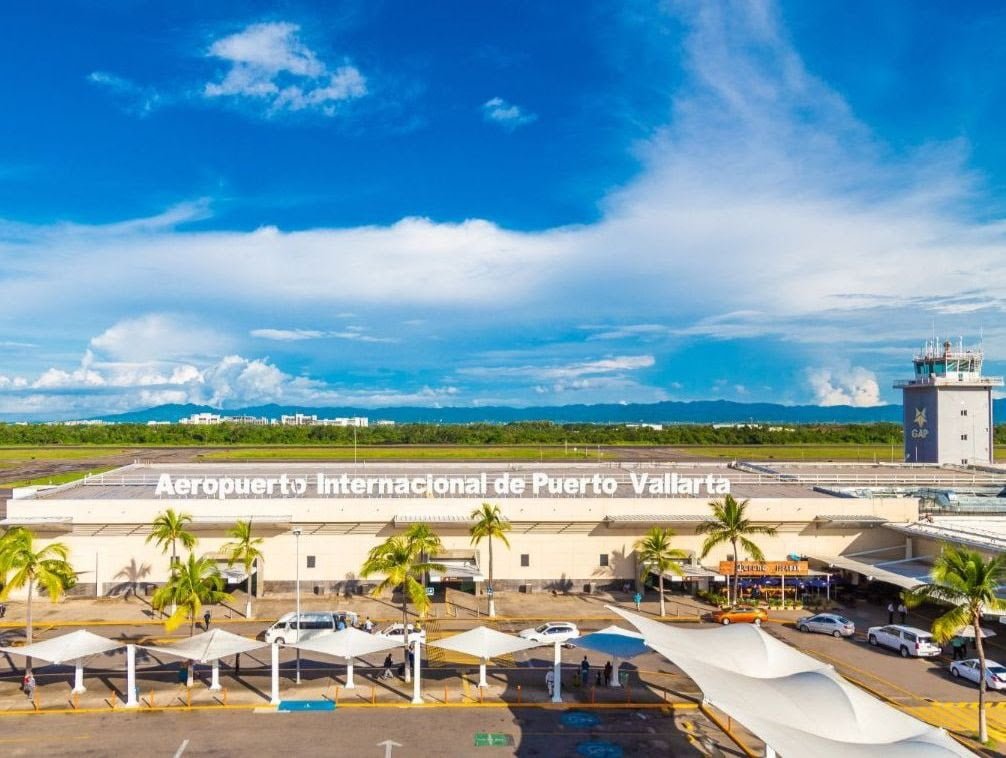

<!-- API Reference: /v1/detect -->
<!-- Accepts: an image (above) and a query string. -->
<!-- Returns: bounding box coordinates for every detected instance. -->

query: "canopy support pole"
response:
[209,660,222,691]
[766,747,777,758]
[411,639,422,704]
[346,657,355,689]
[72,660,86,694]
[478,660,488,688]
[270,643,280,705]
[125,644,138,708]
[552,641,562,703]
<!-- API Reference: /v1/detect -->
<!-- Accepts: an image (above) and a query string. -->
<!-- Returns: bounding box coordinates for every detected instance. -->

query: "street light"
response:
[293,527,302,685]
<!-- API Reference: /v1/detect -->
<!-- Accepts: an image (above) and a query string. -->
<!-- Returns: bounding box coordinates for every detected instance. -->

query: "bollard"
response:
[150,689,155,709]
[517,684,521,704]
[334,686,339,706]
[110,690,117,710]
[186,687,192,708]
[371,684,376,705]
[223,687,228,706]
[663,688,668,703]
[73,692,79,710]
[33,691,39,711]
[479,688,484,704]
[444,685,448,704]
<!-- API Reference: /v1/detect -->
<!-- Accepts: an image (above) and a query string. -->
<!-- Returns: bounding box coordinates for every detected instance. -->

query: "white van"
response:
[263,611,360,644]
[866,624,941,657]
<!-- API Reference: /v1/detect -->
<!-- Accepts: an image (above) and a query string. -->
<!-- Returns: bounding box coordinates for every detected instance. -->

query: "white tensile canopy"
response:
[430,626,540,688]
[0,630,125,694]
[609,607,973,757]
[573,625,649,688]
[289,628,401,688]
[143,629,267,691]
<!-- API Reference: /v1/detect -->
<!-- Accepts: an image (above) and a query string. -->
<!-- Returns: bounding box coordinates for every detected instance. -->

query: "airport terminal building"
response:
[4,460,1005,600]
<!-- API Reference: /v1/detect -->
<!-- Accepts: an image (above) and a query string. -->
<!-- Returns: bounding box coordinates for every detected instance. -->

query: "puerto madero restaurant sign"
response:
[718,561,810,576]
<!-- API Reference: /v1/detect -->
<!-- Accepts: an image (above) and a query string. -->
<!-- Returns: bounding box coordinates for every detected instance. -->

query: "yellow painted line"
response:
[699,703,759,758]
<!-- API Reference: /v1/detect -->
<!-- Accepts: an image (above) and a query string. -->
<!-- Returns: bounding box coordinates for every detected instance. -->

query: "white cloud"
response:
[204,22,366,115]
[806,366,882,407]
[459,355,655,381]
[482,97,537,129]
[87,71,163,115]
[91,314,229,361]
[251,328,326,341]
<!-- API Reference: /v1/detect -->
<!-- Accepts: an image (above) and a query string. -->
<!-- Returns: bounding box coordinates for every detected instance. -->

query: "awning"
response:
[814,515,889,526]
[0,630,123,663]
[573,626,649,659]
[395,514,476,525]
[188,516,291,529]
[289,627,401,660]
[610,607,972,757]
[810,554,931,590]
[657,565,725,582]
[0,516,72,532]
[429,562,485,583]
[143,629,266,663]
[605,514,713,527]
[429,626,540,660]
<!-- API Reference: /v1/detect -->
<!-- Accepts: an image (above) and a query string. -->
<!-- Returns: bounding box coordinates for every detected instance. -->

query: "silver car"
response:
[796,613,855,638]
[949,659,1006,691]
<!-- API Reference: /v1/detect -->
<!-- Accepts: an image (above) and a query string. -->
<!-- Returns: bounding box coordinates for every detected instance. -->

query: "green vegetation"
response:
[0,467,116,489]
[152,553,233,637]
[678,444,902,461]
[907,546,1006,744]
[222,520,264,618]
[360,526,444,683]
[0,527,76,676]
[634,527,687,618]
[0,446,129,461]
[469,502,511,618]
[698,495,777,606]
[146,509,197,616]
[200,445,599,461]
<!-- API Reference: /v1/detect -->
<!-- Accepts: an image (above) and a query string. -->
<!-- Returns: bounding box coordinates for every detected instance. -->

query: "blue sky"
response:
[1,1,1005,418]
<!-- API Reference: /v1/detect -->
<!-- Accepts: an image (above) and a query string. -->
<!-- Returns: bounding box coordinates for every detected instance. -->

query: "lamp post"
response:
[293,527,302,685]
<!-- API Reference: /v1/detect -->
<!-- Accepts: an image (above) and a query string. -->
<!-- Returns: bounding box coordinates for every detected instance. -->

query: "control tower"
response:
[894,339,1002,464]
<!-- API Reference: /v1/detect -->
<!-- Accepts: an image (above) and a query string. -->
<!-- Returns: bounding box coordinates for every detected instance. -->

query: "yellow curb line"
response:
[699,703,759,758]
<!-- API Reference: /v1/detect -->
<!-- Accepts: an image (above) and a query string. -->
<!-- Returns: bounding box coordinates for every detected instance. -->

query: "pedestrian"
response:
[580,656,590,686]
[234,653,241,675]
[545,668,555,697]
[407,645,415,672]
[897,602,907,624]
[622,582,631,594]
[204,609,211,630]
[0,601,7,618]
[23,672,35,700]
[951,635,966,661]
[633,592,642,611]
[887,601,894,624]
[337,616,346,631]
[364,616,374,633]
[381,653,394,680]
[604,660,613,687]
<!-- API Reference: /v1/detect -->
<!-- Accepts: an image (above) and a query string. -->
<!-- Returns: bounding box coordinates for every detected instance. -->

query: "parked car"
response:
[796,613,855,638]
[518,622,580,645]
[710,606,768,626]
[380,623,427,643]
[263,612,334,645]
[866,625,941,657]
[949,659,1006,691]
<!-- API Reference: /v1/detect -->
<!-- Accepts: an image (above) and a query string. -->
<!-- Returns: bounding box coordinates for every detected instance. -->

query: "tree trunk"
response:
[731,538,739,606]
[488,535,496,618]
[658,573,666,617]
[25,580,34,678]
[169,540,177,616]
[245,559,253,618]
[402,597,411,683]
[975,613,988,743]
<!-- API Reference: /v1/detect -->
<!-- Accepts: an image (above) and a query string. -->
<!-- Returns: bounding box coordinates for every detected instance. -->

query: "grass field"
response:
[199,445,609,461]
[0,446,130,461]
[675,444,911,461]
[0,467,117,488]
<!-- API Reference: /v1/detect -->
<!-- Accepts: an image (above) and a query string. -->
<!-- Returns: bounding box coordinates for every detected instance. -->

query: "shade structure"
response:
[0,630,125,695]
[956,626,996,639]
[0,629,123,664]
[288,628,401,688]
[609,606,973,757]
[573,625,649,689]
[430,626,540,688]
[143,629,267,691]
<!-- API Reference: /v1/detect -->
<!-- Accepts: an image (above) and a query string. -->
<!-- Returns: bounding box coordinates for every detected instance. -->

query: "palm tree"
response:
[146,509,197,615]
[470,502,511,617]
[222,519,264,618]
[151,552,233,636]
[906,546,1006,743]
[360,531,444,683]
[634,527,687,617]
[0,527,75,677]
[697,495,776,606]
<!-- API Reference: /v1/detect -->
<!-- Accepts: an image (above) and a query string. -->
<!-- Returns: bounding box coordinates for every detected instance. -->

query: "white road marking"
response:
[173,739,189,758]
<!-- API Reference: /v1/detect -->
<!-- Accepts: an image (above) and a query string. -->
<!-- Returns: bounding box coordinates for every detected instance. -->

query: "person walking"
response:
[0,602,7,618]
[545,668,555,697]
[604,660,613,687]
[633,592,642,611]
[951,635,966,661]
[887,601,894,624]
[204,610,212,631]
[580,656,590,687]
[897,602,907,624]
[23,673,36,700]
[364,616,374,633]
[381,653,394,680]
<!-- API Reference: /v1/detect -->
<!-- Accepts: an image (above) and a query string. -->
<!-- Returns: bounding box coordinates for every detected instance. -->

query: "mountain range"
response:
[81,400,928,425]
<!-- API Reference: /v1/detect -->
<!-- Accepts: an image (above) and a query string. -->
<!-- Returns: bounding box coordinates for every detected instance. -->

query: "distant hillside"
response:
[89,400,913,425]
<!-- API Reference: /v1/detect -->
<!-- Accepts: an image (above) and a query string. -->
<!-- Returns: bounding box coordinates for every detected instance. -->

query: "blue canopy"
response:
[573,626,650,659]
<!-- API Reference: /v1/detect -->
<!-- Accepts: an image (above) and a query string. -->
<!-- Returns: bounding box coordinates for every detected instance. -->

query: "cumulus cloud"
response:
[252,326,396,343]
[806,367,882,407]
[482,97,537,129]
[204,22,367,115]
